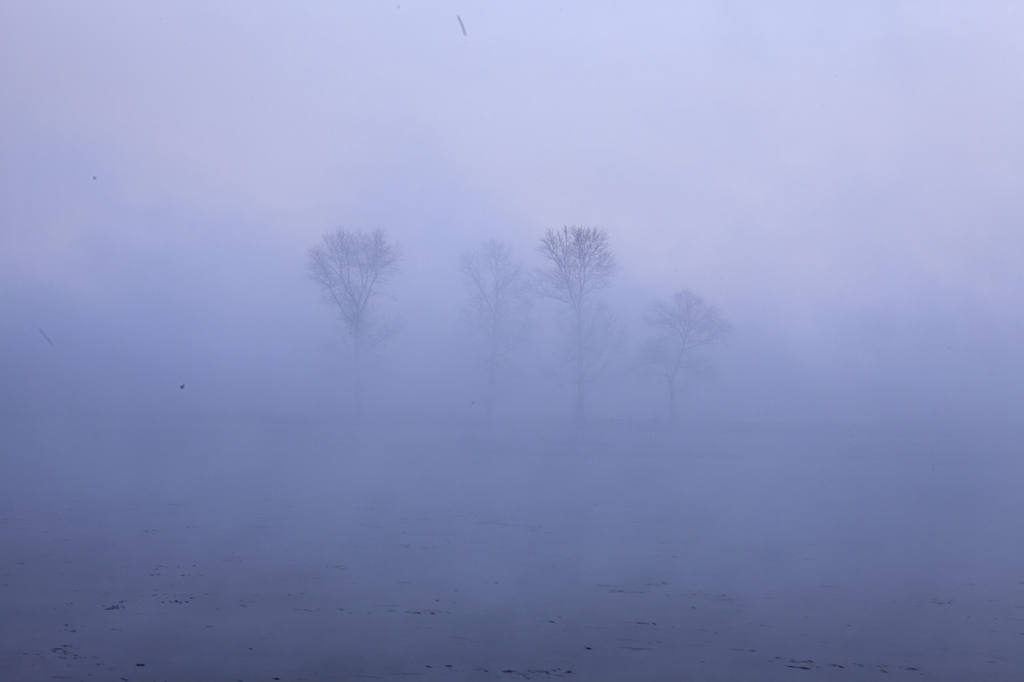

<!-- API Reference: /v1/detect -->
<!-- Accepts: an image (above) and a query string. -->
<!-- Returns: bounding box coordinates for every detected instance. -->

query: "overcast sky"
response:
[2,1,1022,422]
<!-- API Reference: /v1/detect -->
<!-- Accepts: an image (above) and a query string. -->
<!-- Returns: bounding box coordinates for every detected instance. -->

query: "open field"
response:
[2,417,1023,681]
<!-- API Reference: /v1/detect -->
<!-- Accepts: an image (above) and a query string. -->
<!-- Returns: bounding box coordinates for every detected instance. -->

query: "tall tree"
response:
[639,288,730,420]
[308,228,399,413]
[461,239,532,417]
[537,225,617,422]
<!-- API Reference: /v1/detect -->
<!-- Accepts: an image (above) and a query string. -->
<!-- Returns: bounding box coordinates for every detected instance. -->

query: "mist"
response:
[3,2,1024,680]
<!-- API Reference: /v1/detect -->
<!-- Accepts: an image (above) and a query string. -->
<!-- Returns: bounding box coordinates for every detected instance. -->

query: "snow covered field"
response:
[3,417,1023,681]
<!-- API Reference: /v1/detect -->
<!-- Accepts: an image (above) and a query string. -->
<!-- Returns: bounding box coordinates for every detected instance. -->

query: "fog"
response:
[3,2,1024,680]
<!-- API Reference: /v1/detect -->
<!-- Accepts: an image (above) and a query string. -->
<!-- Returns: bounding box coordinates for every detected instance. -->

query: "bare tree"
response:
[308,228,399,412]
[460,239,532,417]
[537,225,617,422]
[639,289,730,420]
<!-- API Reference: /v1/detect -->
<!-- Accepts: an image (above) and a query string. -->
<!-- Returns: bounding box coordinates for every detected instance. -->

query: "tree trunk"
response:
[575,306,585,424]
[666,376,677,422]
[485,355,497,419]
[353,335,363,422]
[575,374,585,425]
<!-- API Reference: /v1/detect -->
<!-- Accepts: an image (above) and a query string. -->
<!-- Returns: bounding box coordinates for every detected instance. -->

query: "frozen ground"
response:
[2,416,1023,681]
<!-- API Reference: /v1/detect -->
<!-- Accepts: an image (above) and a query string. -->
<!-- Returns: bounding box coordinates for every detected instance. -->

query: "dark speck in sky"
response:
[38,327,55,347]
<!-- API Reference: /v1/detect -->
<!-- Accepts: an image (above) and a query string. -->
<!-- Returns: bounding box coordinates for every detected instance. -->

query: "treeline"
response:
[308,226,730,422]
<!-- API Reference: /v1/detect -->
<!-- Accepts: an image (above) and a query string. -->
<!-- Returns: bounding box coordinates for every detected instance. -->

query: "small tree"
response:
[460,239,532,417]
[308,228,399,413]
[537,225,617,422]
[640,288,730,420]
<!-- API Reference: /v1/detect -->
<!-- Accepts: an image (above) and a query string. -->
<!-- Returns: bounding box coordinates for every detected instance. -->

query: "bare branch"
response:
[645,289,731,356]
[461,239,532,415]
[639,288,730,418]
[307,228,399,349]
[536,225,618,420]
[536,226,616,307]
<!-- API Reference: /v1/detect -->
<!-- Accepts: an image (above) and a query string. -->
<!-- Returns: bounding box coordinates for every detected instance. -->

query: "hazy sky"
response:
[2,1,1022,421]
